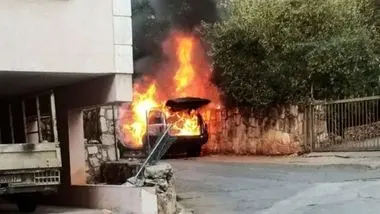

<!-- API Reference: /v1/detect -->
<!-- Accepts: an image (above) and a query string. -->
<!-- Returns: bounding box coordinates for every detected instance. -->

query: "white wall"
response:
[0,0,133,74]
[41,185,157,213]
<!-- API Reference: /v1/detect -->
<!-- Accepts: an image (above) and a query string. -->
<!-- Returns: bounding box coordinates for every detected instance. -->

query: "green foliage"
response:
[202,0,380,109]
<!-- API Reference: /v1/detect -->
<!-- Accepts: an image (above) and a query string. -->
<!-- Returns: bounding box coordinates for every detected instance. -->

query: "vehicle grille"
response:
[34,170,60,184]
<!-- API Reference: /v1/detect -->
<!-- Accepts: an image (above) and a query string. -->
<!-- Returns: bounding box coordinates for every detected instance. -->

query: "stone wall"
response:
[84,106,119,184]
[203,106,305,155]
[312,105,330,145]
[83,104,327,166]
[84,143,118,184]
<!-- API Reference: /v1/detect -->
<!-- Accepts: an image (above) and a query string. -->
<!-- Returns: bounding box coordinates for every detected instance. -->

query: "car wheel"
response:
[187,146,201,157]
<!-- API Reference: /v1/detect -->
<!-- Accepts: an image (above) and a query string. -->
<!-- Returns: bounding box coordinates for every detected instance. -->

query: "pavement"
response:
[168,152,380,214]
[193,152,380,169]
[2,152,380,214]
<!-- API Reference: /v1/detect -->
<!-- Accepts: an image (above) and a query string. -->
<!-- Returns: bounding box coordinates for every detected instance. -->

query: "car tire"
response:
[16,195,38,213]
[187,146,202,157]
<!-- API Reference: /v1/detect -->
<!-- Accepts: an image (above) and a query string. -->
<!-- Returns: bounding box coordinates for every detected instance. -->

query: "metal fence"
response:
[305,96,380,152]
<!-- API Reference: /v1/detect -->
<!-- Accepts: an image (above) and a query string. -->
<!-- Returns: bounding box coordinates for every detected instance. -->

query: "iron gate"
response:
[305,96,380,152]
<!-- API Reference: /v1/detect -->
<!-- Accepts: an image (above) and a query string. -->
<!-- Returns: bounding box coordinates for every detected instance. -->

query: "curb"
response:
[293,163,380,170]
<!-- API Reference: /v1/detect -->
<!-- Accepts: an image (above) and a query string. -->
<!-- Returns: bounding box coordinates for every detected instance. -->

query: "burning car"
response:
[118,32,220,159]
[144,97,210,157]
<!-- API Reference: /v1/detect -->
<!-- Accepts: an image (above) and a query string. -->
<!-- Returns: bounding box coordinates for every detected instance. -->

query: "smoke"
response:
[148,0,219,30]
[132,0,220,75]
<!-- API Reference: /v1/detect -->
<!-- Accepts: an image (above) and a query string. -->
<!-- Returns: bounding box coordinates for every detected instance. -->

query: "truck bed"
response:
[0,143,61,171]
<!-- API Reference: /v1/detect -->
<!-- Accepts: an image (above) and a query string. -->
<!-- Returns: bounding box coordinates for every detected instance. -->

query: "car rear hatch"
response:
[165,97,211,111]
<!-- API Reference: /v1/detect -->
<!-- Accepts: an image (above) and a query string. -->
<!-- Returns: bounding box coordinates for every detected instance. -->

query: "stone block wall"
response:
[83,103,328,176]
[84,144,118,183]
[203,106,306,155]
[83,106,119,184]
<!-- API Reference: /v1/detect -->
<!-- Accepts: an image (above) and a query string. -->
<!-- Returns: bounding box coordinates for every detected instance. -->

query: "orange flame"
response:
[121,84,161,148]
[168,110,200,136]
[174,36,195,95]
[120,31,220,148]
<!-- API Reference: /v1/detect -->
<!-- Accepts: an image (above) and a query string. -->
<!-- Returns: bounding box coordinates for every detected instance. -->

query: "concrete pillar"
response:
[55,74,132,186]
[68,109,86,185]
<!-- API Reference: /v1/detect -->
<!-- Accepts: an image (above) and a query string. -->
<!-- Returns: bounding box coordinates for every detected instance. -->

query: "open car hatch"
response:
[165,97,211,112]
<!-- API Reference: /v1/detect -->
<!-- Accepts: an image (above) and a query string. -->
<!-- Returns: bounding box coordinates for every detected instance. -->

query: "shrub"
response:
[203,0,380,109]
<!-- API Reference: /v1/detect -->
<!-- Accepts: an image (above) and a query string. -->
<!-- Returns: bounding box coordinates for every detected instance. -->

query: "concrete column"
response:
[68,109,86,185]
[55,74,132,186]
[112,0,134,74]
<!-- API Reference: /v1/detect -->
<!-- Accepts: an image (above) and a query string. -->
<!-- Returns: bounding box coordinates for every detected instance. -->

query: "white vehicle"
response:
[0,91,61,212]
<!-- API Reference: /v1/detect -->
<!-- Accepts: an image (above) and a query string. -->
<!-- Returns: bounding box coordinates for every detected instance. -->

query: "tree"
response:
[202,0,380,109]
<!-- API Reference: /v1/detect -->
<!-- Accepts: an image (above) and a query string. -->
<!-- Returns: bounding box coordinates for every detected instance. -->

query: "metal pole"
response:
[50,92,59,143]
[21,100,28,143]
[133,125,172,181]
[36,96,42,143]
[308,105,314,152]
[303,105,307,152]
[8,104,15,144]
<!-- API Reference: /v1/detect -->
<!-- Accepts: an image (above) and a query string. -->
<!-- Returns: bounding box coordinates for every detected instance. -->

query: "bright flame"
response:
[168,110,200,136]
[120,31,220,148]
[121,84,160,148]
[174,37,195,95]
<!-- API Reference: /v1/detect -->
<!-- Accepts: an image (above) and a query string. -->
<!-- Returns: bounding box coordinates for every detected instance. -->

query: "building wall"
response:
[0,0,133,74]
[0,0,136,209]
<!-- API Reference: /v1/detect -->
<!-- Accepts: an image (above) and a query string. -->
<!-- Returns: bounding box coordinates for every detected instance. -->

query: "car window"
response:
[148,111,165,124]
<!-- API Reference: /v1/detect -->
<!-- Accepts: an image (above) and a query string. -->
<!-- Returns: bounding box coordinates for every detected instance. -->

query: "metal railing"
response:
[305,96,380,152]
[127,125,176,185]
[3,90,58,145]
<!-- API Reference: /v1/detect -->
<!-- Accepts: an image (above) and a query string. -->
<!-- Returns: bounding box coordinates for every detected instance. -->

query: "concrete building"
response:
[0,0,155,212]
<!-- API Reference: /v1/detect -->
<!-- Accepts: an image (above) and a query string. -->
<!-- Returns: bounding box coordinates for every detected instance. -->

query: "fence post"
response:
[304,104,314,153]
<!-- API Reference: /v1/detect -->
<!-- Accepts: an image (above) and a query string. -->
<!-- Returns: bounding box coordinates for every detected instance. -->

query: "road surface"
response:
[168,156,380,214]
[3,155,380,214]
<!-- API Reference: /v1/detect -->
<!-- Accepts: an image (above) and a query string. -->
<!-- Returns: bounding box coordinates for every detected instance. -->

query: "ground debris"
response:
[176,203,195,214]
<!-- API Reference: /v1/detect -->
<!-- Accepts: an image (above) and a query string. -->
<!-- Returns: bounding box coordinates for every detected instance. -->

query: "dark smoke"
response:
[132,0,220,76]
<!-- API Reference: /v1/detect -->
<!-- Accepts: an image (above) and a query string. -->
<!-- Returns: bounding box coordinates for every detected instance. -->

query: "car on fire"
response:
[144,97,210,157]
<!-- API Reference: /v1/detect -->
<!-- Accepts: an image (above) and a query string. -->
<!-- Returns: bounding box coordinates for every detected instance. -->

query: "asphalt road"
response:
[4,155,380,214]
[168,156,380,214]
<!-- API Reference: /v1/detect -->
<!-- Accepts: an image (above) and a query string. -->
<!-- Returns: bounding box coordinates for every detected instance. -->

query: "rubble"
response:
[176,203,195,214]
[344,121,380,141]
[143,162,177,214]
[102,160,179,214]
[102,159,141,185]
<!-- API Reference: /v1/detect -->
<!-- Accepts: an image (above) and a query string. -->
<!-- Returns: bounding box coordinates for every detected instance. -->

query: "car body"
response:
[145,97,210,157]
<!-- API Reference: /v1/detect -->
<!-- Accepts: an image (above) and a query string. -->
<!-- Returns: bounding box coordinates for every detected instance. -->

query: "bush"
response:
[202,0,380,109]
